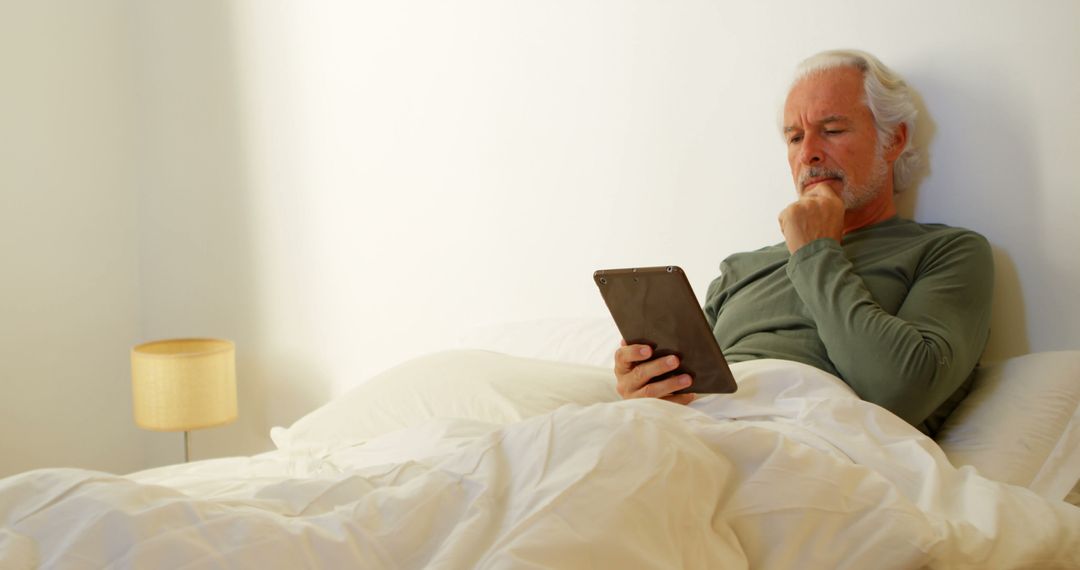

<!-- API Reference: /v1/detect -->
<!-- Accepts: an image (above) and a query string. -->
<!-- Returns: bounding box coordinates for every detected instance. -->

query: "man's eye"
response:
[824,129,845,135]
[788,135,803,144]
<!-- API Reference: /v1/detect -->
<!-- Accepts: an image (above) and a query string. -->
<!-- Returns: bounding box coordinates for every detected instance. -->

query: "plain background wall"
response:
[0,1,149,476]
[1,0,1077,473]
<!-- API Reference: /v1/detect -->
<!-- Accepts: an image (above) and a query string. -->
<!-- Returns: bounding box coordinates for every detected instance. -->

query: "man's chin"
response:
[841,185,885,210]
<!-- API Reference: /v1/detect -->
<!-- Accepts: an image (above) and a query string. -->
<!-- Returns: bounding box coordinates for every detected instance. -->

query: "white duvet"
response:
[2,359,1078,569]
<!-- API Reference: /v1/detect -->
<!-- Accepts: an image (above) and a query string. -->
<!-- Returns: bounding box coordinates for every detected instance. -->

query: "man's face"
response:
[783,66,890,209]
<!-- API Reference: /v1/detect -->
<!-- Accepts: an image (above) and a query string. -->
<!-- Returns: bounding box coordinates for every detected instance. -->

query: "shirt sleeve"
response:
[784,233,994,425]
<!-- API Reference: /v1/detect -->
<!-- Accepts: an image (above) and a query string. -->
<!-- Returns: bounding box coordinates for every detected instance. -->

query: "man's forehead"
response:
[783,67,868,126]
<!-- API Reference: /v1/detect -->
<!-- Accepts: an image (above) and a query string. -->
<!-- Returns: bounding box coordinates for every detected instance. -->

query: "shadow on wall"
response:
[132,1,332,466]
[986,248,1030,359]
[896,62,1031,363]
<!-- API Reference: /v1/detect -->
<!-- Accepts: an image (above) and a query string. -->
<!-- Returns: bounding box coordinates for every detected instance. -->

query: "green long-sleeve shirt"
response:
[703,216,993,430]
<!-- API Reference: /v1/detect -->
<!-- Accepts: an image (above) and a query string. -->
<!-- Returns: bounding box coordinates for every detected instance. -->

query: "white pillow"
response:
[935,350,1080,501]
[271,350,619,451]
[455,317,621,369]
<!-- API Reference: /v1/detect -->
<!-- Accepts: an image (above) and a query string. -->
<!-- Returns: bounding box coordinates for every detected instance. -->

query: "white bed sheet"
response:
[1,359,1078,569]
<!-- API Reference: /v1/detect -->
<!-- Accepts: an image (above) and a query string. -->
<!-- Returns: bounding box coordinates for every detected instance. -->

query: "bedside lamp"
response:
[131,338,238,462]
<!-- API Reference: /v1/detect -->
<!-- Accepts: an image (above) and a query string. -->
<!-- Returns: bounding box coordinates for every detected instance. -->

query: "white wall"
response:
[3,1,1077,472]
[0,1,148,477]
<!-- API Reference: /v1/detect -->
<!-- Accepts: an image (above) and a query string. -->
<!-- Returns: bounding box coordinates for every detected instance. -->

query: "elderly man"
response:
[614,50,993,435]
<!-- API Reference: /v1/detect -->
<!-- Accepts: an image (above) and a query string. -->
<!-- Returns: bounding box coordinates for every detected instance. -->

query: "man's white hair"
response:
[790,49,919,193]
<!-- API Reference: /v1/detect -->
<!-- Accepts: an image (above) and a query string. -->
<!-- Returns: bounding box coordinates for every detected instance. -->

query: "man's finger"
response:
[634,354,679,386]
[622,353,672,395]
[615,344,652,373]
[635,373,692,399]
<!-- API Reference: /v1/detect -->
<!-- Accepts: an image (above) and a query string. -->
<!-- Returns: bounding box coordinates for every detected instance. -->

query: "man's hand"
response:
[613,339,695,405]
[778,182,845,254]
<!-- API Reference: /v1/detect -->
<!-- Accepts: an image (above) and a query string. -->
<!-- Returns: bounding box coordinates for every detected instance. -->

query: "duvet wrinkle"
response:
[4,471,132,526]
[475,404,729,565]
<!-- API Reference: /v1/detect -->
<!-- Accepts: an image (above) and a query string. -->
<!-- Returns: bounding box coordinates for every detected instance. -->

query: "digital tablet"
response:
[593,266,737,394]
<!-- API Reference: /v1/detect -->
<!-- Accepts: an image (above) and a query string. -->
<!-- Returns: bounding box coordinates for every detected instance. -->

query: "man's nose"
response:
[798,133,824,165]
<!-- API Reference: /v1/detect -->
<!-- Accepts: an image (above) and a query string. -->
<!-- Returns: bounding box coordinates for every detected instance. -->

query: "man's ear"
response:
[884,123,908,162]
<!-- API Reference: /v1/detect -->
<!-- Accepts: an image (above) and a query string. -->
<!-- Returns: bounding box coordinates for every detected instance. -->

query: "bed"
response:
[1,319,1079,569]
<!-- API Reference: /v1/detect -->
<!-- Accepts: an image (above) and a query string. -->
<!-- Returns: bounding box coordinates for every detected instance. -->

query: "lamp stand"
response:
[184,430,191,463]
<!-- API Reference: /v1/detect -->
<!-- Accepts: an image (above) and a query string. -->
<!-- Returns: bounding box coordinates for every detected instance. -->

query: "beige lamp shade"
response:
[131,338,238,432]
